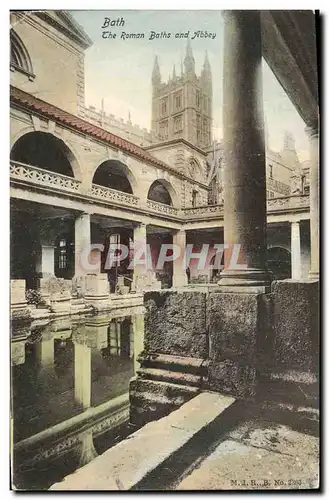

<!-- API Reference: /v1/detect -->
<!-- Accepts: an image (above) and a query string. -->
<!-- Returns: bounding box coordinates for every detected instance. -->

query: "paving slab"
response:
[177,426,319,491]
[50,392,235,491]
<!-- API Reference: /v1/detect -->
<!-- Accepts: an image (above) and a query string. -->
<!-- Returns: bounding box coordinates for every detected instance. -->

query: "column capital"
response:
[134,222,147,229]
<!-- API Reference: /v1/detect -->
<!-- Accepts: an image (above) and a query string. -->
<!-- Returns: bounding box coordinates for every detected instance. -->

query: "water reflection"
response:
[11,310,144,490]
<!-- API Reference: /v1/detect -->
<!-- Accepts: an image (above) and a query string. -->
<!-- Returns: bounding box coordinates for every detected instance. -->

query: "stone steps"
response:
[131,353,208,426]
[50,392,236,491]
[129,377,200,426]
[140,353,207,375]
[137,367,202,387]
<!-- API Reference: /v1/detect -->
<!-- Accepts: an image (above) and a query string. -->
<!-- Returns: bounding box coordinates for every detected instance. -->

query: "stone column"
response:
[132,223,148,290]
[306,122,319,280]
[219,11,271,292]
[172,229,188,288]
[75,213,91,276]
[291,221,301,280]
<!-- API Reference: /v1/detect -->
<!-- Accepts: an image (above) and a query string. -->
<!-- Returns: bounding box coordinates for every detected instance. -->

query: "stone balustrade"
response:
[267,194,310,211]
[267,177,291,196]
[10,162,310,221]
[10,161,81,192]
[91,183,139,206]
[183,204,224,218]
[146,199,179,216]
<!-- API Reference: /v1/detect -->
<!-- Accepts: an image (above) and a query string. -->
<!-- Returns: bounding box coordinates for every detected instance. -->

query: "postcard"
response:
[10,9,319,491]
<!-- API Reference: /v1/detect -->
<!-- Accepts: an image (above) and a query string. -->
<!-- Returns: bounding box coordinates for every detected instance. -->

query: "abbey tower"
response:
[151,40,213,150]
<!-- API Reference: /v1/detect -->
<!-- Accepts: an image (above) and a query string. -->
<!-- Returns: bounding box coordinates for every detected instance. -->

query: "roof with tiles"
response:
[9,85,181,176]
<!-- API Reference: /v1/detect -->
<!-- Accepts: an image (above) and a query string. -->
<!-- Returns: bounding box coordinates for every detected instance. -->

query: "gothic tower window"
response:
[196,90,200,108]
[173,115,183,134]
[160,98,168,117]
[174,92,182,111]
[159,120,168,140]
[204,97,208,113]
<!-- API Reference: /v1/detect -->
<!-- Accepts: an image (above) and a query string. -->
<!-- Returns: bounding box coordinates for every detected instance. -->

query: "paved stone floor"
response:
[176,420,319,490]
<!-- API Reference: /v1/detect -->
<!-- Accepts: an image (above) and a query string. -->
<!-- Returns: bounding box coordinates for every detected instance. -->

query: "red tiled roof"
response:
[9,85,181,176]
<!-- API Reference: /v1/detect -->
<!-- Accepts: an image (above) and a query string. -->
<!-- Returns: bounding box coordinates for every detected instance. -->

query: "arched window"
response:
[93,160,134,194]
[147,180,173,206]
[11,131,77,178]
[10,30,35,80]
[188,158,201,180]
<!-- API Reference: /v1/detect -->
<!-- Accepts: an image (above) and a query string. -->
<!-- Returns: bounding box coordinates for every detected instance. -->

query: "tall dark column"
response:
[219,11,271,292]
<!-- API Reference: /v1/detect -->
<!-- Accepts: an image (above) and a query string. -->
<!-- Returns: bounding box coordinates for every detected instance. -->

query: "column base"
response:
[218,269,272,293]
[308,270,319,281]
[172,276,188,288]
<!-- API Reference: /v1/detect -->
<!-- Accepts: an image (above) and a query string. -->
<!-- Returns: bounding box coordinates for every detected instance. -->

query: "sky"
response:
[70,10,309,161]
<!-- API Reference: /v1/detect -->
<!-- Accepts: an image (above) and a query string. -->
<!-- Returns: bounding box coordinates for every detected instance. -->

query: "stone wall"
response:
[207,292,272,398]
[11,12,84,116]
[130,280,319,426]
[270,280,319,373]
[143,290,208,358]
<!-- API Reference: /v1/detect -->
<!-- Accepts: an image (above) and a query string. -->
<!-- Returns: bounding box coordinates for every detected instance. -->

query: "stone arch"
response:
[147,179,179,207]
[267,246,291,280]
[10,130,82,181]
[10,29,34,75]
[187,157,203,182]
[92,159,137,194]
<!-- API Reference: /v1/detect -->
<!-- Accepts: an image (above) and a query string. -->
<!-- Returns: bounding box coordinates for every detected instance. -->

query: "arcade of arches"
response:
[10,131,311,295]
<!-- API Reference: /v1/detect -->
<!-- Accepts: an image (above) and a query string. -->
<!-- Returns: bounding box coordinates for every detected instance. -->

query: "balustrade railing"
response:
[183,204,224,218]
[267,177,291,196]
[10,161,81,192]
[10,161,309,220]
[146,199,179,216]
[91,184,139,206]
[267,194,310,211]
